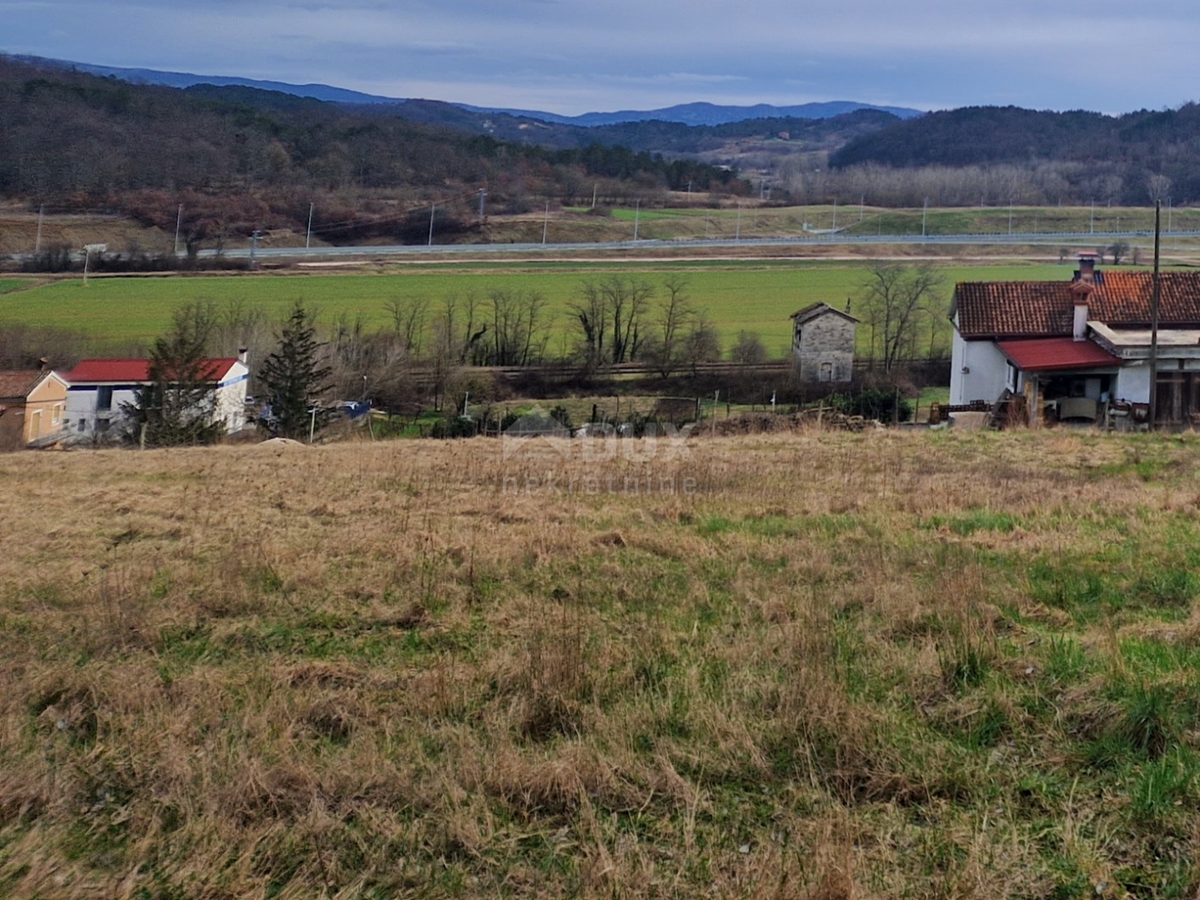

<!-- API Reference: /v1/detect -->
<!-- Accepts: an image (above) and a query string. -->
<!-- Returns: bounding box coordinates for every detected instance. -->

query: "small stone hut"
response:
[790,302,858,382]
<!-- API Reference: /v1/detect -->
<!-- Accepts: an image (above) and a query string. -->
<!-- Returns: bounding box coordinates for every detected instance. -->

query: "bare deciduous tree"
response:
[859,263,944,372]
[486,289,551,366]
[570,276,654,367]
[682,312,722,376]
[730,331,768,366]
[385,296,429,358]
[643,276,696,377]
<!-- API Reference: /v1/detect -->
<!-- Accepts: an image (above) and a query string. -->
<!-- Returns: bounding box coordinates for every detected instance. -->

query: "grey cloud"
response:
[2,0,1196,113]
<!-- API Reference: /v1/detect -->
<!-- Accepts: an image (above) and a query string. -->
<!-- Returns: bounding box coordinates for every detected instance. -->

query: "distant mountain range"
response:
[453,100,924,128]
[7,54,923,128]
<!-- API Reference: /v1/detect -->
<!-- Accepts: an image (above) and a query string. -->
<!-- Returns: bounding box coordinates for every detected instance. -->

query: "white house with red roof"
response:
[950,257,1200,425]
[63,353,250,440]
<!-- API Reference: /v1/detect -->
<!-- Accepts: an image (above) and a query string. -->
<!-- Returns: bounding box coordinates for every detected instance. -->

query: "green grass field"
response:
[0,261,1068,354]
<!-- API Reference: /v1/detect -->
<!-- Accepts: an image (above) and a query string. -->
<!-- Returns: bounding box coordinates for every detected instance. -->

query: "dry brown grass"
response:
[3,428,1200,897]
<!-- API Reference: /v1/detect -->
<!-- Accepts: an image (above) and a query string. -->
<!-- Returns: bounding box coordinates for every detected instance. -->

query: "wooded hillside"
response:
[829,105,1199,204]
[0,58,741,246]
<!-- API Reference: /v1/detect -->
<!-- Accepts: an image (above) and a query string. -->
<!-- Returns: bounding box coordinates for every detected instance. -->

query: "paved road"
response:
[20,230,1197,265]
[200,230,1200,261]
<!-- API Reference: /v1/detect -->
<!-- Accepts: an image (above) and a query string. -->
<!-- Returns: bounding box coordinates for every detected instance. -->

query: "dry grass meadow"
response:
[5,428,1200,898]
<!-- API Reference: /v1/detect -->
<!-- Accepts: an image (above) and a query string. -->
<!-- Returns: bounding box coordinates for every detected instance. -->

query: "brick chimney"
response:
[1076,253,1098,283]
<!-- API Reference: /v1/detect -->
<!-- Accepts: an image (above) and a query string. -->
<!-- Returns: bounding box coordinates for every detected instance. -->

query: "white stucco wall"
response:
[1115,364,1151,404]
[65,386,141,437]
[950,337,1010,405]
[214,362,250,432]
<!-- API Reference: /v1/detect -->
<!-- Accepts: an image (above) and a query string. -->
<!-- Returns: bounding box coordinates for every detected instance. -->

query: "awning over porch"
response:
[997,337,1119,372]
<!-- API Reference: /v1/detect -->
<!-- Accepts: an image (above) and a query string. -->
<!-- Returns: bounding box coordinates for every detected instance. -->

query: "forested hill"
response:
[0,56,755,244]
[829,104,1200,202]
[362,95,899,155]
[0,57,739,207]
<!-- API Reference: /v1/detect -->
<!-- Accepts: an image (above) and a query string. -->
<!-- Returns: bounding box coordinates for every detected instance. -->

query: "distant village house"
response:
[63,354,250,440]
[790,302,858,382]
[950,256,1200,426]
[0,366,69,450]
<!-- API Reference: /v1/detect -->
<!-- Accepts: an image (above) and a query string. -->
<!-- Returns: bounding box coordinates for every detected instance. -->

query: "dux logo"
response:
[501,407,573,461]
[501,405,695,462]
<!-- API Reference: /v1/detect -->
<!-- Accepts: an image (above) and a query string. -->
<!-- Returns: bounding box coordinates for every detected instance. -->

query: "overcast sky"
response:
[3,1,1192,115]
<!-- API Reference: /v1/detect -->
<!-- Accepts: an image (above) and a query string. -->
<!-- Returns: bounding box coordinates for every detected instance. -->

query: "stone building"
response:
[790,303,858,382]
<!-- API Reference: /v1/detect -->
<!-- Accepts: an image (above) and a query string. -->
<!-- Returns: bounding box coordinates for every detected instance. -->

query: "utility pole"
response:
[306,202,314,252]
[35,203,44,254]
[591,184,597,210]
[1148,201,1162,429]
[428,202,436,247]
[81,243,105,286]
[174,203,184,255]
[633,199,640,241]
[922,197,928,238]
[250,230,261,270]
[735,202,742,240]
[542,202,549,245]
[477,188,487,221]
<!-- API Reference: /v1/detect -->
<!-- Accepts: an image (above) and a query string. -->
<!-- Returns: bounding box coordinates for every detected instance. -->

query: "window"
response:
[819,362,833,382]
[1005,362,1018,393]
[52,404,62,425]
[97,386,113,410]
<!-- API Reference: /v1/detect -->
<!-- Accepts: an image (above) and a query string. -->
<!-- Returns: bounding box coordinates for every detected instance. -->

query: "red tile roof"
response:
[65,358,239,384]
[0,370,49,400]
[997,338,1120,372]
[954,271,1200,338]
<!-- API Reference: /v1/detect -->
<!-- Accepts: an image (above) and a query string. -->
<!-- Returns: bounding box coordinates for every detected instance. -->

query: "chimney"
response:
[1076,252,1098,283]
[37,356,48,371]
[1073,297,1089,341]
[237,347,248,366]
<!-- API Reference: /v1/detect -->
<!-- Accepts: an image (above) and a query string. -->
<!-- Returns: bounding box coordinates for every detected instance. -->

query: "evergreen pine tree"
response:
[123,302,224,446]
[259,303,332,440]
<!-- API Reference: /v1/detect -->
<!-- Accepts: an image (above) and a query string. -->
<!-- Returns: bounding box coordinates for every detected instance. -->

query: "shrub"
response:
[827,388,913,422]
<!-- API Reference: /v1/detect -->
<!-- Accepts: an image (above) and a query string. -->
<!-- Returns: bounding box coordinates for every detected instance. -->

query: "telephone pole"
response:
[1148,201,1162,429]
